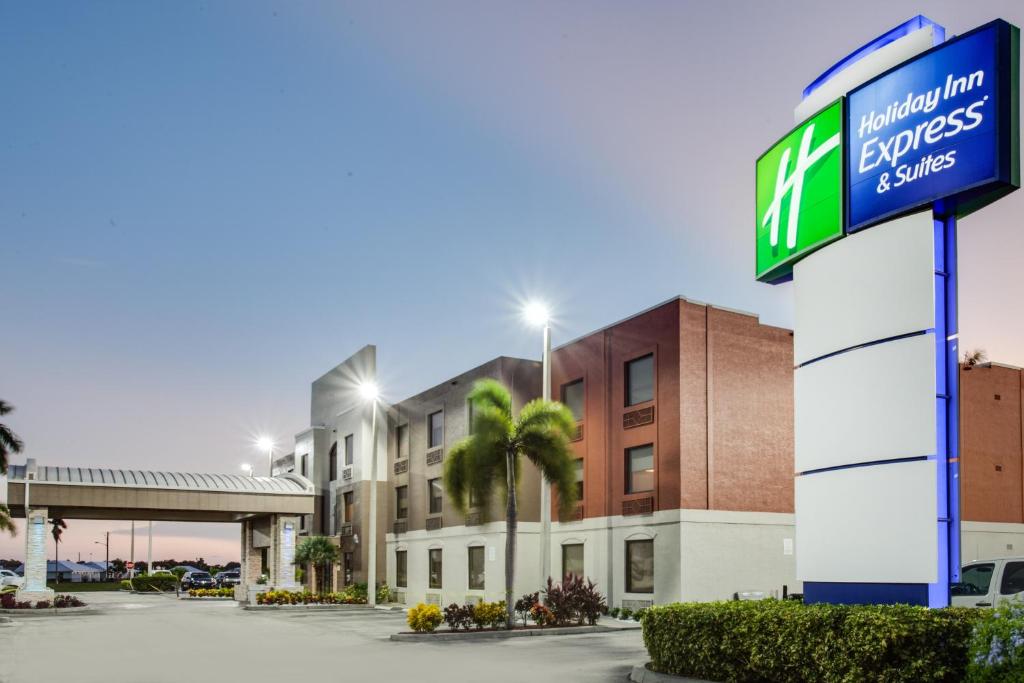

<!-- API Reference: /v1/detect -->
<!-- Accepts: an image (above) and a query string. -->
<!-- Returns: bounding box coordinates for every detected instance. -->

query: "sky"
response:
[2,1,1023,564]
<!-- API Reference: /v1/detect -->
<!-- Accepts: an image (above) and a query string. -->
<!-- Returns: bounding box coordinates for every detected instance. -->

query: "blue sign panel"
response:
[847,20,1019,232]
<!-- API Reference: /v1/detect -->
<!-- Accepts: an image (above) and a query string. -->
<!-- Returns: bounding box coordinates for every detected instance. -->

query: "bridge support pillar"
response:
[17,507,55,603]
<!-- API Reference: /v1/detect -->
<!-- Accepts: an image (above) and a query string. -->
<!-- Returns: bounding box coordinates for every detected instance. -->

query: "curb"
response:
[390,624,616,642]
[630,664,717,683]
[243,604,376,612]
[178,596,235,601]
[0,607,100,617]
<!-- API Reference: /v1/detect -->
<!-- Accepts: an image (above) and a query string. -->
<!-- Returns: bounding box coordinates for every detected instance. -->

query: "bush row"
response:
[188,587,234,598]
[442,601,507,630]
[1,593,85,610]
[128,575,178,592]
[642,600,981,683]
[255,589,367,605]
[407,603,444,632]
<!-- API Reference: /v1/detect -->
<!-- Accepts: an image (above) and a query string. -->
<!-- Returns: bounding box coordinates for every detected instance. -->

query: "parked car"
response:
[180,571,216,590]
[0,569,24,588]
[952,557,1024,607]
[215,571,240,588]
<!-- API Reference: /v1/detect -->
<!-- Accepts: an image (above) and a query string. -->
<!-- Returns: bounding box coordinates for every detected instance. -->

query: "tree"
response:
[50,518,67,583]
[0,400,24,537]
[962,348,987,370]
[0,400,24,476]
[294,536,339,593]
[444,379,577,628]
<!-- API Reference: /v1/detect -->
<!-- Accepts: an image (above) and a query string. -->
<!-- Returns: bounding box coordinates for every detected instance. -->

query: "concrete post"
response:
[18,507,55,603]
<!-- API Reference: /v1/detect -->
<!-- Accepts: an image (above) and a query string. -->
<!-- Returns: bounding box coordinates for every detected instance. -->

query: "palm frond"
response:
[0,401,13,417]
[443,439,473,515]
[517,428,578,518]
[467,379,513,421]
[0,504,15,537]
[515,399,577,442]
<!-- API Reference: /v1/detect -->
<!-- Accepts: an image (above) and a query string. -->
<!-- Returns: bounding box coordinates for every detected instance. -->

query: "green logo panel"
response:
[756,99,844,283]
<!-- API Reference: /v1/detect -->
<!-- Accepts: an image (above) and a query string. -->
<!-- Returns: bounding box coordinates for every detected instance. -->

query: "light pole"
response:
[147,521,153,576]
[95,533,109,580]
[358,380,380,608]
[257,437,275,477]
[240,463,254,478]
[524,302,552,588]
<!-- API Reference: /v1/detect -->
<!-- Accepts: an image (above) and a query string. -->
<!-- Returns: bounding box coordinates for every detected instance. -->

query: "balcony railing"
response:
[426,516,443,531]
[426,449,444,466]
[571,423,584,442]
[393,520,407,534]
[393,459,408,475]
[622,497,654,516]
[342,467,353,481]
[623,406,655,429]
[339,523,353,537]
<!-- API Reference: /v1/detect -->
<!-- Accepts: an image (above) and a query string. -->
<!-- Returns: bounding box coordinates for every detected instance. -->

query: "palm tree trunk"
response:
[504,448,517,629]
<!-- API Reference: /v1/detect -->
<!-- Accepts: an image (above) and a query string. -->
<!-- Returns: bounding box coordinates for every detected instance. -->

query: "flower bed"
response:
[968,603,1024,682]
[186,587,234,599]
[642,600,982,683]
[0,593,86,610]
[255,589,367,606]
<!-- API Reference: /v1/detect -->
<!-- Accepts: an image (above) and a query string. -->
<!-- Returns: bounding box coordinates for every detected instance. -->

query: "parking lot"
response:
[0,591,646,683]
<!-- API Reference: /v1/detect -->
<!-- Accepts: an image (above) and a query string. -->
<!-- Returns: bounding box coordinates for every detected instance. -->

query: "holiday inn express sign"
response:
[757,16,1019,608]
[755,19,1019,284]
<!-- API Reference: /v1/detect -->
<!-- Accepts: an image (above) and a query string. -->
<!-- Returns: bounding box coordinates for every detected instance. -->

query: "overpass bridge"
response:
[4,459,315,602]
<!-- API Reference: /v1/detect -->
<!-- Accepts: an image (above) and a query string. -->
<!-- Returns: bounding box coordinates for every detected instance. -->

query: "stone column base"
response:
[16,588,56,603]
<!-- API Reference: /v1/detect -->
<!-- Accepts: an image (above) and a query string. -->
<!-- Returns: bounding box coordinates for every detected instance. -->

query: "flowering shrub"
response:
[968,603,1024,682]
[540,574,607,625]
[1,593,84,609]
[407,603,443,632]
[443,603,473,631]
[255,590,367,605]
[34,600,51,609]
[514,592,539,627]
[188,587,234,598]
[53,594,85,608]
[529,603,555,627]
[471,601,507,629]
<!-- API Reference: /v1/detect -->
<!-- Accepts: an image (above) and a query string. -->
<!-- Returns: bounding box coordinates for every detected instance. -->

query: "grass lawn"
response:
[47,581,124,592]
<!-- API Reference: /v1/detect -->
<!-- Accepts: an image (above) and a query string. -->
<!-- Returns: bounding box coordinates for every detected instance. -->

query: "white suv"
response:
[0,569,24,588]
[952,557,1024,607]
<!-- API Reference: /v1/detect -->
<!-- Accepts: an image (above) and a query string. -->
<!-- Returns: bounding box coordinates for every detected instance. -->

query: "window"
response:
[468,546,485,590]
[562,543,584,579]
[329,442,338,481]
[429,549,443,589]
[429,478,443,515]
[300,454,308,477]
[626,444,655,493]
[626,354,654,406]
[396,424,408,458]
[466,399,476,435]
[428,410,444,449]
[626,539,654,593]
[955,563,995,596]
[343,552,353,585]
[574,459,584,500]
[396,486,408,519]
[562,379,585,421]
[344,434,354,466]
[343,491,353,523]
[1001,562,1024,595]
[396,550,407,588]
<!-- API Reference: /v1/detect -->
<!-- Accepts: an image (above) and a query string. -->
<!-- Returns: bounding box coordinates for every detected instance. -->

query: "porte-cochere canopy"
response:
[5,459,315,523]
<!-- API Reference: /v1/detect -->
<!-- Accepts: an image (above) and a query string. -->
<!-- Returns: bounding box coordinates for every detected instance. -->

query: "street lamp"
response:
[240,463,254,478]
[523,301,553,588]
[94,533,110,580]
[358,380,380,608]
[256,436,274,477]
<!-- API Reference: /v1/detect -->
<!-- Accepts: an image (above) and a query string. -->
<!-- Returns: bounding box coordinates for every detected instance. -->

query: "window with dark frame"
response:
[562,543,584,579]
[626,539,654,593]
[300,454,308,477]
[574,458,584,500]
[428,478,443,515]
[396,485,408,519]
[625,354,654,406]
[428,410,444,449]
[329,442,338,481]
[344,434,354,466]
[562,379,585,421]
[429,548,443,589]
[468,546,485,590]
[626,444,655,494]
[343,491,353,523]
[396,424,408,459]
[396,550,407,588]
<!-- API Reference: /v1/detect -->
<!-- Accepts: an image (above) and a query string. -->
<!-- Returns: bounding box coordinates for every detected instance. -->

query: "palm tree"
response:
[0,505,14,537]
[444,379,578,628]
[294,536,339,593]
[962,348,987,370]
[0,400,24,476]
[50,518,67,584]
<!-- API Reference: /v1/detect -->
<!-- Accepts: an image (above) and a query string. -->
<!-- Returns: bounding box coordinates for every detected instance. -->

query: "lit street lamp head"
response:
[358,380,379,402]
[256,436,274,452]
[523,301,550,327]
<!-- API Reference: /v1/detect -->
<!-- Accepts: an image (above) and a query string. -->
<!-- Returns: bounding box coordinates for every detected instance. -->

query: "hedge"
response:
[642,600,982,682]
[129,575,179,592]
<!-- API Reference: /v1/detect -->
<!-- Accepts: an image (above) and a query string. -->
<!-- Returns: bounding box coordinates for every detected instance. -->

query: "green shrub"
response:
[471,601,507,629]
[967,603,1024,682]
[188,587,233,598]
[119,580,132,591]
[130,575,178,592]
[407,603,443,632]
[643,600,981,683]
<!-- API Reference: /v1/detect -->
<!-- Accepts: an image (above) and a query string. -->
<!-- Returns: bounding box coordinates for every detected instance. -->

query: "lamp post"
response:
[257,437,275,477]
[524,302,552,588]
[359,380,380,608]
[94,533,109,580]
